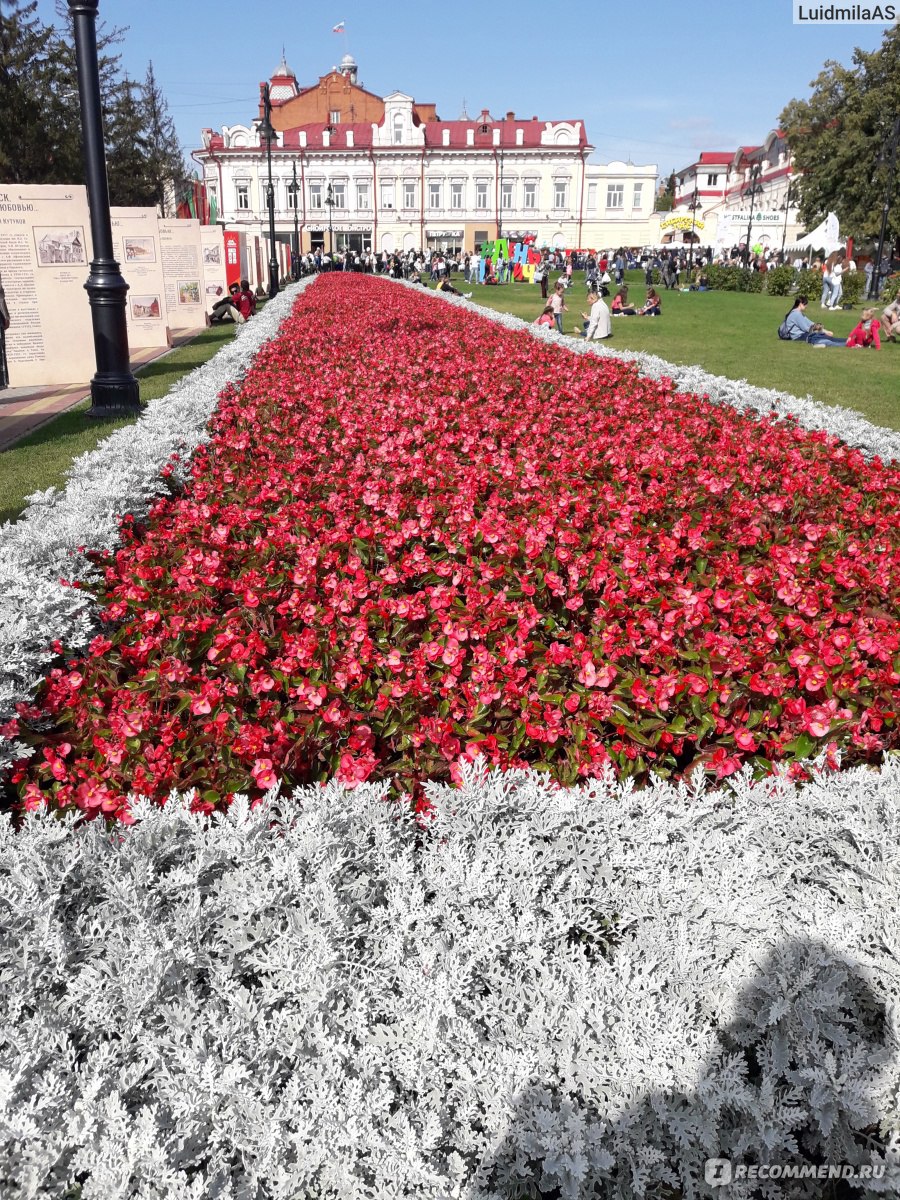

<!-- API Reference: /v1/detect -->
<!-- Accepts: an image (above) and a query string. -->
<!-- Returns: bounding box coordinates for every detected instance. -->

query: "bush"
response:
[704,263,742,291]
[764,265,797,296]
[1,761,899,1198]
[880,273,900,303]
[839,270,866,307]
[795,268,820,299]
[742,267,765,293]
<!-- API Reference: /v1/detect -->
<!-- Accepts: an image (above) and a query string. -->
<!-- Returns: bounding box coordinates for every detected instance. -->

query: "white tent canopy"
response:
[793,212,844,255]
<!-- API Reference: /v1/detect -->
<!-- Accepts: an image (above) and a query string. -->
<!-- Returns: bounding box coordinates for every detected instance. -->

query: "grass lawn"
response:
[456,270,900,435]
[0,322,239,527]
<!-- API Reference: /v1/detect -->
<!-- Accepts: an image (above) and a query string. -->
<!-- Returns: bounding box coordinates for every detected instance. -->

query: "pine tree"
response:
[655,172,676,212]
[141,61,186,217]
[106,74,153,207]
[0,0,60,182]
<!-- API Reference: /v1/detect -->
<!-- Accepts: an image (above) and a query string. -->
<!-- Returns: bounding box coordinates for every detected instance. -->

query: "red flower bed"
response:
[10,276,900,819]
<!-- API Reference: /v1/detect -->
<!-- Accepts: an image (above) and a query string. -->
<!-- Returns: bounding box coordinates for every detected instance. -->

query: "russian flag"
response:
[332,20,345,32]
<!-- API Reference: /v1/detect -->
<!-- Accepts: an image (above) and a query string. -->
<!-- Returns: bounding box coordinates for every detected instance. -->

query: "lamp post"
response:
[325,182,335,261]
[289,160,300,279]
[742,163,763,266]
[780,180,797,260]
[257,83,279,298]
[67,0,140,414]
[687,182,700,271]
[869,114,900,299]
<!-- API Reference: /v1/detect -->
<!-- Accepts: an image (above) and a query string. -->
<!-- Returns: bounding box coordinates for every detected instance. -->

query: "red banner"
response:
[224,231,241,287]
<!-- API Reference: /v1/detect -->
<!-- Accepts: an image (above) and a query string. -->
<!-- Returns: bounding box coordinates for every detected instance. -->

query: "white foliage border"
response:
[0,758,898,1198]
[0,281,313,770]
[397,276,900,463]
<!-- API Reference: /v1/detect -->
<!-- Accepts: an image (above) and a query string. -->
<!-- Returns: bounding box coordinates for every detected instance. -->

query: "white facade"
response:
[195,60,658,257]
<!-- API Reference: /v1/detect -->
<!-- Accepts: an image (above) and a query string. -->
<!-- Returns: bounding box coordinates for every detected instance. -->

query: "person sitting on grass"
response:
[779,295,846,347]
[880,298,900,342]
[846,308,882,349]
[209,282,244,324]
[637,288,661,316]
[611,286,637,316]
[435,278,471,298]
[577,290,612,340]
[534,304,556,328]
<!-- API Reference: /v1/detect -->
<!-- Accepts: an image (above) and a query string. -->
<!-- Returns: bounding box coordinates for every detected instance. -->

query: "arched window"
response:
[393,114,404,145]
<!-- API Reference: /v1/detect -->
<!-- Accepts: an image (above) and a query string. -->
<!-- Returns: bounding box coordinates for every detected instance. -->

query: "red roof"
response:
[282,122,375,148]
[421,119,587,149]
[697,151,733,165]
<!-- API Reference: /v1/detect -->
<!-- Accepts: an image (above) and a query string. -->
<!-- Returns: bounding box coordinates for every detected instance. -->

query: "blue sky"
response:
[37,0,892,178]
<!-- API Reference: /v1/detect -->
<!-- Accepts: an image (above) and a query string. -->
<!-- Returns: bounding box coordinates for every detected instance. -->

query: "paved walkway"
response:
[0,329,206,453]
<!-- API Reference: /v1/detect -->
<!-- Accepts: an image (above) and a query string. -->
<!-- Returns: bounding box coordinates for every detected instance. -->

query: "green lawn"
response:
[0,323,238,527]
[457,270,900,433]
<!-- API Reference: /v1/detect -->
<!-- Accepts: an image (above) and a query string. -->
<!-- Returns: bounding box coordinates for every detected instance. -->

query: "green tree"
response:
[0,0,61,182]
[106,74,153,206]
[780,24,900,245]
[655,171,676,212]
[140,60,187,216]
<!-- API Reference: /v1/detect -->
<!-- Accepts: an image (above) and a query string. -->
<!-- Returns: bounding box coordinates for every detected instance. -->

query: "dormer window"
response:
[393,114,403,145]
[480,123,489,134]
[329,110,340,125]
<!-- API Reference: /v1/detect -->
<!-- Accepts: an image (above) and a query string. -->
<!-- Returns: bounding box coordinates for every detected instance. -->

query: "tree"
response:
[0,1,63,182]
[655,172,676,212]
[106,74,153,206]
[780,24,900,246]
[140,61,187,216]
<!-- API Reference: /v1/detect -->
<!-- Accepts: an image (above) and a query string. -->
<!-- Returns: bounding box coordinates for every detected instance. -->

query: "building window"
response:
[587,181,597,210]
[356,182,370,209]
[523,180,537,209]
[236,182,250,210]
[332,182,346,209]
[428,181,441,209]
[606,183,624,209]
[381,181,395,209]
[706,173,719,186]
[475,180,488,209]
[500,179,513,209]
[554,181,568,209]
[393,114,403,145]
[309,183,322,209]
[403,180,416,208]
[329,109,341,125]
[632,183,643,209]
[450,182,463,209]
[287,183,298,210]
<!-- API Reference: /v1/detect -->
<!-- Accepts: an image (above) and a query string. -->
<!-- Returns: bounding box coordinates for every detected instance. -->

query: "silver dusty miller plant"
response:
[0,758,898,1200]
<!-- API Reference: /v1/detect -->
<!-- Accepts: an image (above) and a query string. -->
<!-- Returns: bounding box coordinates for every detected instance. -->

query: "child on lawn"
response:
[846,308,882,349]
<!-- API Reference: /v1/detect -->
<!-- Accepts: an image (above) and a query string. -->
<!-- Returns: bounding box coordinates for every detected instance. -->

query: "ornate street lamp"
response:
[67,0,140,414]
[687,182,701,271]
[325,182,335,260]
[258,83,279,298]
[742,163,763,266]
[780,180,798,260]
[289,160,300,279]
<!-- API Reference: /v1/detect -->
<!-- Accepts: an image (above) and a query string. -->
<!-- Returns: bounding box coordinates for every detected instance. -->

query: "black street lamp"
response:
[869,114,900,299]
[742,163,763,266]
[687,182,701,271]
[780,180,797,260]
[289,160,300,280]
[258,83,279,299]
[325,182,335,260]
[68,0,140,415]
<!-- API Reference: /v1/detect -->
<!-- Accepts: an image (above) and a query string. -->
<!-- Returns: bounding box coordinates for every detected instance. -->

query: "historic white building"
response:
[671,132,804,251]
[192,55,658,266]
